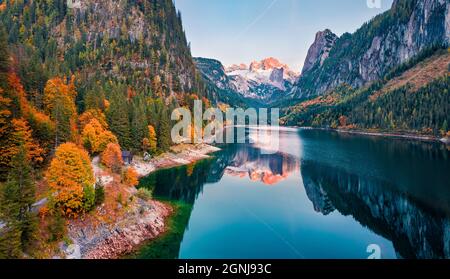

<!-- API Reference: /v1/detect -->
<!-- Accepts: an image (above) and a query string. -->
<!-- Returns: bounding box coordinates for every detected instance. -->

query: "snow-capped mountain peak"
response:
[194,57,300,105]
[224,57,299,100]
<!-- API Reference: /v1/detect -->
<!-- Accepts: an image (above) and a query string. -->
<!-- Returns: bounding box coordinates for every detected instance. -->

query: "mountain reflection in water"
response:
[138,128,450,259]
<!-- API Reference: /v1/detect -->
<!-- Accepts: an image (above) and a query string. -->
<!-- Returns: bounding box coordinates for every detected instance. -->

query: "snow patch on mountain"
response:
[224,57,299,101]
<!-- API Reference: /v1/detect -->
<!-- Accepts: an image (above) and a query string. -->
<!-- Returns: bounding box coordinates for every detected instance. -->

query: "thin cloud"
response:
[234,0,279,41]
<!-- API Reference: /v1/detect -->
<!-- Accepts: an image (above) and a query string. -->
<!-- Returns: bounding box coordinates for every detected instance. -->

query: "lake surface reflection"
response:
[138,128,450,259]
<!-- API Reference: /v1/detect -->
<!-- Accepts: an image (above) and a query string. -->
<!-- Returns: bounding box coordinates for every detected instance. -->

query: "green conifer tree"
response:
[107,88,132,149]
[157,107,171,152]
[0,145,37,258]
[130,95,149,151]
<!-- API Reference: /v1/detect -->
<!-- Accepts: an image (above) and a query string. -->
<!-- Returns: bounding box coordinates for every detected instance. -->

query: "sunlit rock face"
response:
[301,29,338,75]
[194,56,299,104]
[194,57,237,91]
[224,57,299,102]
[301,161,450,259]
[292,0,449,99]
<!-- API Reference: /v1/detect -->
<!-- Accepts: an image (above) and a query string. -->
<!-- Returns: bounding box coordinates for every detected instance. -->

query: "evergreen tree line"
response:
[0,0,207,106]
[0,147,37,258]
[284,45,450,137]
[285,76,450,136]
[104,83,173,153]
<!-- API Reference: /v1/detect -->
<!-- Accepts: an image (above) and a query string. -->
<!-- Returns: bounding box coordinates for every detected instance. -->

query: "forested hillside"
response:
[193,57,263,108]
[282,48,450,137]
[282,0,449,138]
[0,0,216,154]
[291,0,449,99]
[0,0,205,98]
[0,0,210,258]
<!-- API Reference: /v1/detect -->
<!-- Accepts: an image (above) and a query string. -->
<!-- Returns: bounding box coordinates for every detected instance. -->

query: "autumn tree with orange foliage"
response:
[45,143,95,218]
[9,118,44,164]
[142,125,157,154]
[122,167,139,187]
[43,77,77,112]
[339,116,348,127]
[7,73,55,152]
[82,118,118,154]
[0,67,14,178]
[24,106,55,151]
[79,109,108,131]
[0,88,12,178]
[0,117,44,178]
[101,143,123,173]
[0,29,49,181]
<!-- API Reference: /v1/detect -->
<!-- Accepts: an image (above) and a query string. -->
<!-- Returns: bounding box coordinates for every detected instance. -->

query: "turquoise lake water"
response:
[138,128,450,259]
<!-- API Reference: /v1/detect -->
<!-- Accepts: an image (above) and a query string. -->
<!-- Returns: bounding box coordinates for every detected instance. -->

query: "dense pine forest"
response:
[0,0,212,258]
[282,48,450,137]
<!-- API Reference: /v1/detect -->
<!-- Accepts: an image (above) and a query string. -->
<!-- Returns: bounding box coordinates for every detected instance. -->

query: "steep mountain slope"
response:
[194,57,238,94]
[301,29,338,74]
[291,0,449,99]
[282,48,450,136]
[0,0,204,103]
[193,57,256,108]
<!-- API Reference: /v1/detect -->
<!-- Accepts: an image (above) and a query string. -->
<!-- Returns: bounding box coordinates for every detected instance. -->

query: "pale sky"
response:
[175,0,393,72]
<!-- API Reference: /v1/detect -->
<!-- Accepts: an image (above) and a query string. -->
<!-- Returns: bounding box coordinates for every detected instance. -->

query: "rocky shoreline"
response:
[132,143,221,178]
[335,128,445,143]
[68,199,172,259]
[65,144,220,259]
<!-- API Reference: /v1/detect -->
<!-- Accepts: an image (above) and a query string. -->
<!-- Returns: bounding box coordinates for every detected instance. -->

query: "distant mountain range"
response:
[194,57,299,106]
[195,0,449,137]
[197,0,448,102]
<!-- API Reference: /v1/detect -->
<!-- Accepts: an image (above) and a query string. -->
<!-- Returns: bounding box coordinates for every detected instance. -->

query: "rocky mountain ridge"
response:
[195,57,299,104]
[301,29,338,74]
[291,0,449,99]
[226,57,298,84]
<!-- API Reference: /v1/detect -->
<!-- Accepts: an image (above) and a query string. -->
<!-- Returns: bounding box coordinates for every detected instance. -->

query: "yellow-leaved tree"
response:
[46,143,95,218]
[79,109,108,131]
[142,125,157,154]
[122,167,139,187]
[101,143,123,173]
[82,118,118,154]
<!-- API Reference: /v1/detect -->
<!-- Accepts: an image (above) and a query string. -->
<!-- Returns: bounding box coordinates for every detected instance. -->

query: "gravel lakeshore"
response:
[132,143,221,178]
[335,129,444,143]
[294,126,448,144]
[65,144,220,259]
